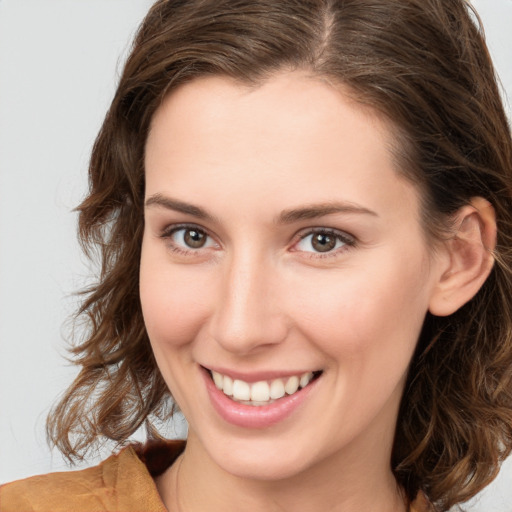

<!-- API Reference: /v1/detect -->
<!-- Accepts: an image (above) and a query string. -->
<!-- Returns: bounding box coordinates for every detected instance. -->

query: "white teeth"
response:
[223,375,233,396]
[233,379,251,401]
[269,379,285,399]
[300,372,313,388]
[251,381,270,402]
[210,369,317,406]
[284,376,299,395]
[213,371,223,390]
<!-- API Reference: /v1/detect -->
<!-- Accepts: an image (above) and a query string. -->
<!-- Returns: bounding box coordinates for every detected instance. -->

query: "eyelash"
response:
[159,224,356,258]
[159,223,218,257]
[292,228,356,259]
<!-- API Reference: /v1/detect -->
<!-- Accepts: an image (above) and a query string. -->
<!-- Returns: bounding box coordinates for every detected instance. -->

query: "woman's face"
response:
[141,72,445,481]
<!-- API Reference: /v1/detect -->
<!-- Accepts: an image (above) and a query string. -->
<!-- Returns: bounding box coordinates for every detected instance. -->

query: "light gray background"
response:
[0,1,511,509]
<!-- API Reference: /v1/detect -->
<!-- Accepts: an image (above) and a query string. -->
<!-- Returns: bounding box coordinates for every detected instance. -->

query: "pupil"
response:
[312,233,335,252]
[184,229,206,248]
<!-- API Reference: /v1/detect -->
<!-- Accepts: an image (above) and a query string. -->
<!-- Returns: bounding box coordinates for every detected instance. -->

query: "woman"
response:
[2,0,512,511]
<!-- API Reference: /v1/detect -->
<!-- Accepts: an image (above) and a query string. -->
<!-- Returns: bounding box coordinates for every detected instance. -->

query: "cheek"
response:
[288,250,432,363]
[139,246,213,348]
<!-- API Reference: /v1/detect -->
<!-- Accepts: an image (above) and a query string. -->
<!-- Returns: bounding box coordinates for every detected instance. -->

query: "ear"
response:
[429,197,496,317]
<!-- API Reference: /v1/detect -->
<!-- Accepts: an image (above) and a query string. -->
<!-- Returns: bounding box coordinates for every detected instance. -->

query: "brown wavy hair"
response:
[47,0,512,509]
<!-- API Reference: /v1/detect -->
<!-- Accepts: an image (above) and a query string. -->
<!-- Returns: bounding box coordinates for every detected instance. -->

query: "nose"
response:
[209,250,289,355]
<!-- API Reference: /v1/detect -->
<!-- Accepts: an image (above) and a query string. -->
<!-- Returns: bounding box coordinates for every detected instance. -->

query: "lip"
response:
[201,366,320,429]
[204,365,318,383]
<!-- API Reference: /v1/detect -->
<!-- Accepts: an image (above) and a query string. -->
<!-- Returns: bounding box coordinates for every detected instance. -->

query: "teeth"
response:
[284,376,299,395]
[269,379,285,399]
[223,375,233,396]
[300,372,313,388]
[213,371,223,390]
[210,370,317,406]
[251,381,270,402]
[233,379,251,401]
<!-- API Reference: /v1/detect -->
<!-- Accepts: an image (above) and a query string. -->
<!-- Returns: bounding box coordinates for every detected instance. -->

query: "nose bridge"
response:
[211,246,286,354]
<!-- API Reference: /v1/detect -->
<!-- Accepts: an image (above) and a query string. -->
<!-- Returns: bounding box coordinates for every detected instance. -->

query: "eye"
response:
[294,229,355,254]
[161,225,218,252]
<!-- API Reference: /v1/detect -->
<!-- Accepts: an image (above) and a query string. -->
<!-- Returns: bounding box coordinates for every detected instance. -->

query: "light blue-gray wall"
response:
[0,1,511,510]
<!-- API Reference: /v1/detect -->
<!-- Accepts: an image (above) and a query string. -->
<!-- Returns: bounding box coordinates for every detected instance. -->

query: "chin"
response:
[198,432,319,482]
[220,453,310,482]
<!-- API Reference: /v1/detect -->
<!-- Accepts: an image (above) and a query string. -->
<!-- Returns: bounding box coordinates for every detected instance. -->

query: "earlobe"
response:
[429,197,496,317]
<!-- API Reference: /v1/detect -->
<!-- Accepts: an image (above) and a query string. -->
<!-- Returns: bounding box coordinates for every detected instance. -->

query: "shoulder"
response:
[0,440,184,512]
[0,446,146,512]
[1,457,115,512]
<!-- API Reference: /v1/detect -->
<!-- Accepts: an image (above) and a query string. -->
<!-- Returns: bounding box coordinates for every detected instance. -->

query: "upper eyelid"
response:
[289,227,357,258]
[158,223,356,250]
[161,222,210,237]
[294,226,356,243]
[160,223,220,250]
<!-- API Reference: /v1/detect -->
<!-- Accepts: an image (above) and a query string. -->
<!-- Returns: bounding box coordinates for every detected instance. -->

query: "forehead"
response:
[144,71,421,226]
[148,72,391,148]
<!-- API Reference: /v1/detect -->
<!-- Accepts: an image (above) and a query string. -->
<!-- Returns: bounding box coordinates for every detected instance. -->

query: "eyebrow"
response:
[145,194,378,223]
[276,202,378,224]
[145,194,216,221]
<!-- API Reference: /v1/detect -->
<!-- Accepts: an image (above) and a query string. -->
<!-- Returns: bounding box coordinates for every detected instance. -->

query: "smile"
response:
[209,370,321,406]
[203,367,323,428]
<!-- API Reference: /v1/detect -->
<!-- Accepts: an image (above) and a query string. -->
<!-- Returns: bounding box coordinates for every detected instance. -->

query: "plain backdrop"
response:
[0,1,511,510]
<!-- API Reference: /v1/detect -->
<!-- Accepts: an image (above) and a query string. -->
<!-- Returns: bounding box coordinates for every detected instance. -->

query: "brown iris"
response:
[311,233,336,252]
[184,229,207,248]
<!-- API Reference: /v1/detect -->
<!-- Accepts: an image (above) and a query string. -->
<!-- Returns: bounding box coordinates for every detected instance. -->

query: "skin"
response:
[140,71,492,511]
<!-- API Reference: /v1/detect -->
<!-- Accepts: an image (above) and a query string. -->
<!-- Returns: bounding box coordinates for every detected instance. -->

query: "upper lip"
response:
[202,365,321,383]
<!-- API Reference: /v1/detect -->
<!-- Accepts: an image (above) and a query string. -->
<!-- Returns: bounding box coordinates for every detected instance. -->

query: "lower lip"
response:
[202,369,319,429]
